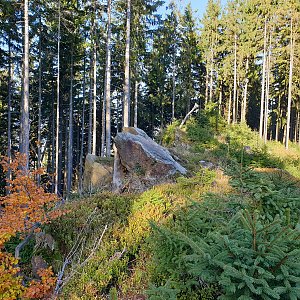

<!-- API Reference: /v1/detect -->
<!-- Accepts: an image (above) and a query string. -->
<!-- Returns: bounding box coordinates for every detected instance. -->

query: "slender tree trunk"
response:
[233,34,237,124]
[78,55,86,195]
[101,90,105,157]
[209,50,214,103]
[275,96,281,142]
[123,0,131,128]
[294,109,299,143]
[20,0,30,169]
[241,56,249,123]
[285,18,294,150]
[7,36,12,193]
[259,18,267,138]
[55,0,61,194]
[51,68,55,192]
[134,81,138,128]
[104,0,112,156]
[92,48,97,155]
[172,54,176,120]
[88,50,93,154]
[227,88,232,125]
[205,61,209,106]
[264,34,272,144]
[66,49,74,200]
[37,16,42,185]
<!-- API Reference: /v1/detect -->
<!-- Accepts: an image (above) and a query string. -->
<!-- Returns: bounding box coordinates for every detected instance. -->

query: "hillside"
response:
[31,116,300,300]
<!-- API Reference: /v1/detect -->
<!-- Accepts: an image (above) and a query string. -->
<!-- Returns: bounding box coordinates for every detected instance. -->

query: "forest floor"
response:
[25,119,300,300]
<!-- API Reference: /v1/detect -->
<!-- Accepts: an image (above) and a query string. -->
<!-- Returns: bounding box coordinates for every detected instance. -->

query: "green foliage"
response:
[162,120,181,146]
[186,117,215,145]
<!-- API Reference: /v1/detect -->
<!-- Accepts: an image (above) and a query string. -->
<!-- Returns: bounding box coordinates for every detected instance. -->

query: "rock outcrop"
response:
[83,154,113,192]
[113,127,187,192]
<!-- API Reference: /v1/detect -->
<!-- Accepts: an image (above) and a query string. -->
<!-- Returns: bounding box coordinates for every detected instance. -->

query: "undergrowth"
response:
[44,116,300,299]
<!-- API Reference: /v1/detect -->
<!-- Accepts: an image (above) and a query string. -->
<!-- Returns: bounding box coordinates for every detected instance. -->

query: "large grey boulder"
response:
[83,154,113,192]
[113,127,186,192]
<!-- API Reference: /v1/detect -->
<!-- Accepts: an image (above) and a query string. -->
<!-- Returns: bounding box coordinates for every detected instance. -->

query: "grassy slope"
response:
[48,121,300,299]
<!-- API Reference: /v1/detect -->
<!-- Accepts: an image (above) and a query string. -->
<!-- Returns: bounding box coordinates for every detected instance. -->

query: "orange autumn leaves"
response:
[0,153,62,299]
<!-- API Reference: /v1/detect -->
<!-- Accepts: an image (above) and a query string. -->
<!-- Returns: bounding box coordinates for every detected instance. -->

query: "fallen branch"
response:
[180,103,199,128]
[53,207,108,296]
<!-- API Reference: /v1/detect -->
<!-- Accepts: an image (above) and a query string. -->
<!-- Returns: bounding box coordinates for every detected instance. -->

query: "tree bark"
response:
[123,0,131,128]
[233,34,237,124]
[66,49,74,200]
[78,55,86,195]
[105,0,112,156]
[241,56,249,123]
[7,36,12,194]
[92,48,97,155]
[20,0,30,169]
[134,81,138,128]
[264,33,272,144]
[172,54,176,120]
[55,0,61,194]
[285,18,294,150]
[259,18,267,139]
[227,88,232,125]
[88,49,93,154]
[37,16,42,185]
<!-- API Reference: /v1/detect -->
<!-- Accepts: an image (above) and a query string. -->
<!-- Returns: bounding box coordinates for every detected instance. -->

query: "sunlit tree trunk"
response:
[123,0,131,128]
[227,88,232,125]
[20,0,30,169]
[92,48,97,155]
[232,34,237,124]
[134,81,138,128]
[241,56,249,123]
[285,18,294,150]
[264,34,272,144]
[172,54,176,120]
[259,18,267,139]
[88,50,93,154]
[105,0,112,156]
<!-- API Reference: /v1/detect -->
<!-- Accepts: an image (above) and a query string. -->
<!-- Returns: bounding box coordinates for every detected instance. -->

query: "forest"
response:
[1,0,300,299]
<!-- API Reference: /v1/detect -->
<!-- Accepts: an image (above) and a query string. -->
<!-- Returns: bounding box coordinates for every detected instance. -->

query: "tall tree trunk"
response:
[227,88,232,125]
[78,55,86,195]
[123,0,131,128]
[88,50,93,154]
[101,92,105,157]
[105,0,111,157]
[20,0,30,169]
[92,48,97,155]
[233,34,237,124]
[259,18,267,138]
[51,68,55,192]
[264,34,272,144]
[55,0,61,194]
[205,60,209,106]
[7,36,12,193]
[37,16,42,185]
[134,81,138,128]
[104,0,112,156]
[285,18,294,150]
[209,50,214,103]
[294,108,299,143]
[172,54,176,120]
[66,49,74,200]
[241,56,249,123]
[275,96,281,142]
